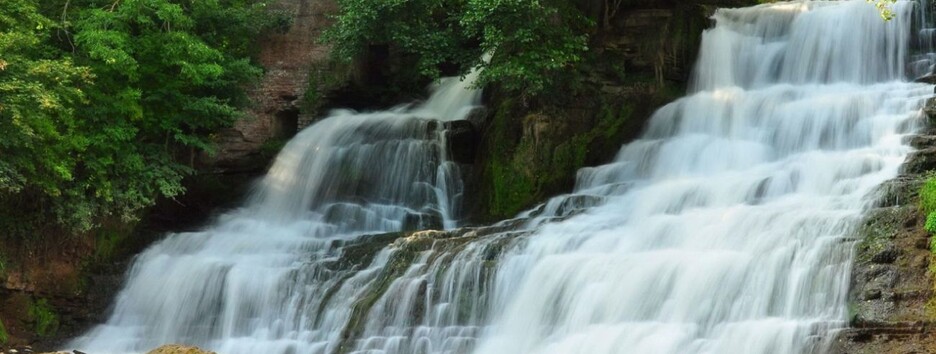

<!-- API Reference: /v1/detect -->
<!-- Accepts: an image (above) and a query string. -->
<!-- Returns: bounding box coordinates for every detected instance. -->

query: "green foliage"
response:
[28,298,58,337]
[926,212,936,235]
[0,318,7,345]
[919,177,936,215]
[0,252,7,278]
[868,0,897,20]
[94,227,129,262]
[323,0,590,96]
[484,96,638,219]
[0,0,274,234]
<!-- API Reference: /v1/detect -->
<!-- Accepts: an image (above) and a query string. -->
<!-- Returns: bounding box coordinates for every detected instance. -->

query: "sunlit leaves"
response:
[868,0,898,20]
[0,0,268,233]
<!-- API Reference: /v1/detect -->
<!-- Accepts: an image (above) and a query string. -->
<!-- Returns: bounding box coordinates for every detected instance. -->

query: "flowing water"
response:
[71,1,935,354]
[68,69,483,353]
[911,0,936,78]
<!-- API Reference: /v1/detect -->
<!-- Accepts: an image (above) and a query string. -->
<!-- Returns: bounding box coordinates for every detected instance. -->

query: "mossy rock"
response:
[855,207,911,264]
[28,298,58,338]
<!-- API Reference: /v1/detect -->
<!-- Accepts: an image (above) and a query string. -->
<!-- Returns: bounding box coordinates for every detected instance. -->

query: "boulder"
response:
[924,97,936,124]
[870,245,898,264]
[147,345,216,354]
[901,147,936,174]
[906,134,936,149]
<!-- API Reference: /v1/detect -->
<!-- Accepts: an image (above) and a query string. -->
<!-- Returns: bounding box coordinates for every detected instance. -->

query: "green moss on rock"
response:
[479,92,655,220]
[0,317,8,345]
[28,298,58,337]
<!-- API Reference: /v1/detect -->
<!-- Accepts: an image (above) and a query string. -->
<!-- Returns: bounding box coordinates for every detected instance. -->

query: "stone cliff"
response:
[205,0,337,172]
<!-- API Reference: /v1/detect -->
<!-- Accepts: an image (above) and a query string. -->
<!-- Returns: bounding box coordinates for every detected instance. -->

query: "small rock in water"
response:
[147,344,216,354]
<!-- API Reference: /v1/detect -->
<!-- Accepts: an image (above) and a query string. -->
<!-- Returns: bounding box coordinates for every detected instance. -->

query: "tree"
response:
[0,0,95,229]
[0,0,273,234]
[323,0,590,96]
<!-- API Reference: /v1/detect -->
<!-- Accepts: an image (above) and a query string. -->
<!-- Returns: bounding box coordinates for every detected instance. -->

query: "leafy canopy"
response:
[0,0,274,233]
[323,0,591,96]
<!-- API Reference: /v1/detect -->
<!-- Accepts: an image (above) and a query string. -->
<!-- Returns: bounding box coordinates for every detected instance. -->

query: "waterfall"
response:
[911,0,936,78]
[475,2,931,353]
[67,73,481,353]
[69,1,934,354]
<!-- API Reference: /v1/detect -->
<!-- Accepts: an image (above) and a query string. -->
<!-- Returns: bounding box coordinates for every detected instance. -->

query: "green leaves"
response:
[868,0,898,21]
[0,0,269,234]
[324,0,590,96]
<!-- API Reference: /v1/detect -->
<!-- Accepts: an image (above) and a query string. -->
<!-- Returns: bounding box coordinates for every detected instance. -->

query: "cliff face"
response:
[205,0,337,172]
[470,1,757,221]
[829,103,936,354]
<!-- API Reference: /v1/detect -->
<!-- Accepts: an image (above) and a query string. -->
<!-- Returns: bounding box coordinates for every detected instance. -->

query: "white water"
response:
[474,2,931,354]
[70,1,934,354]
[68,73,482,353]
[911,0,936,78]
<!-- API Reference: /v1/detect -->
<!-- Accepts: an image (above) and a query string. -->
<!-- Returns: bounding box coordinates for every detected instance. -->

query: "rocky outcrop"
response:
[470,1,758,221]
[0,171,258,350]
[204,0,338,172]
[830,109,936,353]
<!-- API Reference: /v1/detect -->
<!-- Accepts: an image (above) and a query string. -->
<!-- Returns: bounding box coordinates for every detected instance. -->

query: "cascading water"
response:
[911,0,936,78]
[68,69,482,353]
[71,1,935,354]
[473,2,932,353]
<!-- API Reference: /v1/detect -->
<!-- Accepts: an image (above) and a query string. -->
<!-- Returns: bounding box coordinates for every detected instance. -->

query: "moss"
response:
[484,98,535,218]
[28,298,59,337]
[489,161,538,218]
[917,177,936,320]
[482,97,638,219]
[94,227,129,262]
[0,318,7,345]
[0,251,7,280]
[473,0,759,221]
[855,208,903,264]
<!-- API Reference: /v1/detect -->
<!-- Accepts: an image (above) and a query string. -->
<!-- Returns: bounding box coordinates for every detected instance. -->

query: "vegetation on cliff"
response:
[323,0,590,97]
[0,318,7,345]
[0,0,278,235]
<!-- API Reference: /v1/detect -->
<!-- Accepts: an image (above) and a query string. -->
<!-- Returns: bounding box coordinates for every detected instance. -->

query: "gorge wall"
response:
[204,0,337,173]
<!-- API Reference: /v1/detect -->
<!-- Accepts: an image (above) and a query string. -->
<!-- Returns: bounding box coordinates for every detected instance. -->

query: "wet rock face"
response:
[832,132,936,353]
[832,104,936,353]
[901,147,936,174]
[444,120,479,165]
[402,212,445,231]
